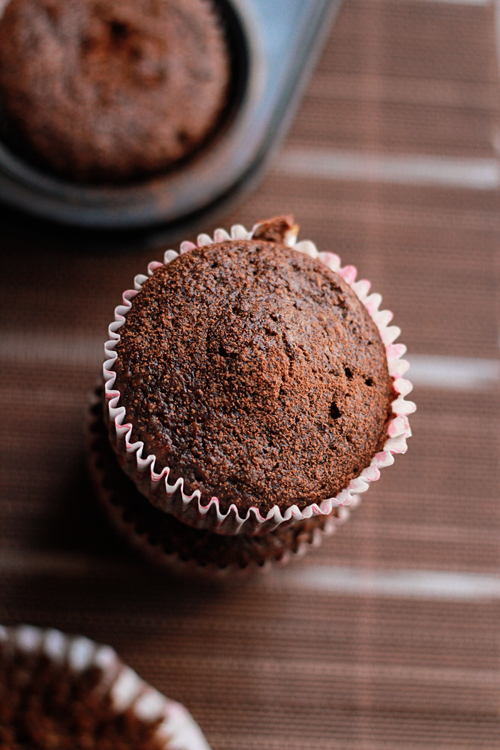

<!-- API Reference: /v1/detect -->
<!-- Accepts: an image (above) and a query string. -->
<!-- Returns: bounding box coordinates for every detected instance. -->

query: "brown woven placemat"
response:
[1,0,499,747]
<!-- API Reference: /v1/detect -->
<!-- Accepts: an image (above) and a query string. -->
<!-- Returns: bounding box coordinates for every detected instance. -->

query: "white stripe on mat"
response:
[407,354,500,390]
[277,148,500,190]
[413,0,490,5]
[0,551,135,577]
[276,566,500,600]
[2,550,500,601]
[1,332,103,367]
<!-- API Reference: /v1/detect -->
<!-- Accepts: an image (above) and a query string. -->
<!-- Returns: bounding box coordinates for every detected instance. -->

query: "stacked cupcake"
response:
[89,216,415,575]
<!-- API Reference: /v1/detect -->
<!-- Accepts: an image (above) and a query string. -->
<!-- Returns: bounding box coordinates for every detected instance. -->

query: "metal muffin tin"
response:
[0,0,342,231]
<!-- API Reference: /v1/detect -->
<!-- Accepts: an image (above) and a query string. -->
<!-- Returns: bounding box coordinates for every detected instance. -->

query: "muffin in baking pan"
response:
[0,0,230,183]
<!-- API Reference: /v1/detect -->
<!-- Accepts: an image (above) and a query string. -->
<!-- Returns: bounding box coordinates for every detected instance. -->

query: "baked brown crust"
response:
[113,239,393,514]
[0,0,229,182]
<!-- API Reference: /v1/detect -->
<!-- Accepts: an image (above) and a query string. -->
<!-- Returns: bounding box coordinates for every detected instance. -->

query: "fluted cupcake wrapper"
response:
[95,468,350,580]
[0,624,211,750]
[103,509,346,579]
[104,223,415,536]
[87,391,355,577]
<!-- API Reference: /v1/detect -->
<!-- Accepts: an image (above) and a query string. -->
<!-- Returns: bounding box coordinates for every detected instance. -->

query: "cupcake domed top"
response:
[0,0,229,182]
[112,234,393,514]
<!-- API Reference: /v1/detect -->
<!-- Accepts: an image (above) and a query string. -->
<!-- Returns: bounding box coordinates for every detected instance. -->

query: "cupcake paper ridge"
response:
[87,390,353,576]
[0,625,211,750]
[103,224,415,535]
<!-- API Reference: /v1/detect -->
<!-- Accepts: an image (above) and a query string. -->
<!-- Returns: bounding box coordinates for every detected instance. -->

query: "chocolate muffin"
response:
[0,626,210,750]
[0,0,229,183]
[0,657,165,749]
[110,227,394,517]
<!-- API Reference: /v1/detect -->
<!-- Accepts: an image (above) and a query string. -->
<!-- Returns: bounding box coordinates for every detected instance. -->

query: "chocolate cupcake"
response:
[88,386,350,576]
[103,217,414,537]
[0,624,210,749]
[0,0,229,183]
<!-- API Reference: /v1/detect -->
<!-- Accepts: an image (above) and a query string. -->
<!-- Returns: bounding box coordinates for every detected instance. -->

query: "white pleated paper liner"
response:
[0,624,211,750]
[87,390,354,578]
[103,222,415,536]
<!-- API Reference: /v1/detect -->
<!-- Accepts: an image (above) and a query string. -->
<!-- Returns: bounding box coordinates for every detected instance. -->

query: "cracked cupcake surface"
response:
[112,239,393,514]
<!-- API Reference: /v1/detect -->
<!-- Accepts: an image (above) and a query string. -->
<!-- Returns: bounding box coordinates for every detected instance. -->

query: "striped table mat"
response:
[1,0,500,747]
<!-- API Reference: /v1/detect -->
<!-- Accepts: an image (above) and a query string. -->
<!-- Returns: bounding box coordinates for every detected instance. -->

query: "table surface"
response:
[1,0,500,747]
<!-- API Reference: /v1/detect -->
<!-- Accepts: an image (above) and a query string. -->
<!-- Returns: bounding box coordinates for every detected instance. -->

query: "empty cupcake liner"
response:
[0,624,211,750]
[103,222,415,536]
[87,389,354,578]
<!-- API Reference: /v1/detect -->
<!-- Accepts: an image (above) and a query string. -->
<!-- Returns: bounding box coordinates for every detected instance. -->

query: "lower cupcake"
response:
[0,624,210,749]
[88,388,354,577]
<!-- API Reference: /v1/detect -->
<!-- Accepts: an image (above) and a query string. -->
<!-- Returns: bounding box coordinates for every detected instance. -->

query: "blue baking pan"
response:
[0,0,342,232]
